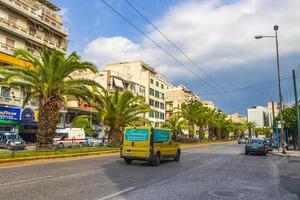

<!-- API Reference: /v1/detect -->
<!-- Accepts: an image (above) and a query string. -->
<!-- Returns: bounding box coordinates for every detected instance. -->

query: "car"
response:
[238,138,246,144]
[120,127,181,166]
[245,139,267,156]
[85,137,102,147]
[0,132,26,150]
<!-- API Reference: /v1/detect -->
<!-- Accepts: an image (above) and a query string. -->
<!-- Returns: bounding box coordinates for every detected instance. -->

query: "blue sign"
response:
[125,129,149,141]
[21,108,35,121]
[153,129,170,143]
[0,106,21,120]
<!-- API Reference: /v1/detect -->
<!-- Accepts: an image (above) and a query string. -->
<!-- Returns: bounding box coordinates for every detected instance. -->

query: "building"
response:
[247,106,268,127]
[0,0,68,141]
[227,112,245,123]
[247,102,280,128]
[106,61,171,127]
[165,85,200,119]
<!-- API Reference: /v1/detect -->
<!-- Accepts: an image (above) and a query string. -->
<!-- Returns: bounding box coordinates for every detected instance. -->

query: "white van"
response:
[54,128,85,148]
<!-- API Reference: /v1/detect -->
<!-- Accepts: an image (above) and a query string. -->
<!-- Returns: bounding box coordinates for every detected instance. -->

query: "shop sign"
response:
[21,108,35,121]
[0,107,21,120]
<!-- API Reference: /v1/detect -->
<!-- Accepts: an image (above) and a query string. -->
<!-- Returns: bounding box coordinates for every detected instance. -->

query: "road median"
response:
[0,140,234,165]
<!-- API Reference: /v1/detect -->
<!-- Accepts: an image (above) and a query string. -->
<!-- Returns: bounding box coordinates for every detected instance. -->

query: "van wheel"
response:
[124,158,132,164]
[174,150,181,161]
[58,143,64,149]
[152,153,161,166]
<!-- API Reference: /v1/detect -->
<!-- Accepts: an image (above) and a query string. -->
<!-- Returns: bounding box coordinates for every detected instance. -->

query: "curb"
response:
[181,141,235,148]
[0,150,119,164]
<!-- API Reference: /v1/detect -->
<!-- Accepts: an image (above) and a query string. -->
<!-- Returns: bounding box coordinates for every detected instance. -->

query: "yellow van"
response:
[120,127,181,166]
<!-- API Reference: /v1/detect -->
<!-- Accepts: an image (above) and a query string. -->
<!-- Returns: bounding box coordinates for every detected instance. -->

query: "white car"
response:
[54,128,86,148]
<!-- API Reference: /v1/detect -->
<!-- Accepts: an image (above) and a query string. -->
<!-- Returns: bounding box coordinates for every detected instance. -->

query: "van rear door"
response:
[122,128,151,158]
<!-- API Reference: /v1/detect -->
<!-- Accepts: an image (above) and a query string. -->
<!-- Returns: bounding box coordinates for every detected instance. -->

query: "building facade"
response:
[0,0,68,141]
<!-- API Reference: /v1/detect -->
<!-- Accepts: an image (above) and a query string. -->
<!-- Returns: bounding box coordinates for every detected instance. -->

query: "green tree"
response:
[0,48,98,149]
[72,115,94,137]
[246,121,256,137]
[181,100,203,138]
[161,112,190,137]
[94,90,151,146]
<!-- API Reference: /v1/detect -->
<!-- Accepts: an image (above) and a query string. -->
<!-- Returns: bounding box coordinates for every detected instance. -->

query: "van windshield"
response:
[7,134,22,141]
[125,129,149,141]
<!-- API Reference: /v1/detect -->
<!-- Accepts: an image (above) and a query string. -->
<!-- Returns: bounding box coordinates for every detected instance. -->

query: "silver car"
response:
[0,132,26,150]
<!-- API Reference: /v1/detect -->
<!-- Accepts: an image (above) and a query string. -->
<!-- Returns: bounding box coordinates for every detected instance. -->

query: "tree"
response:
[0,48,98,149]
[181,100,203,138]
[246,121,256,137]
[206,108,220,139]
[72,115,94,137]
[94,90,151,146]
[161,112,190,137]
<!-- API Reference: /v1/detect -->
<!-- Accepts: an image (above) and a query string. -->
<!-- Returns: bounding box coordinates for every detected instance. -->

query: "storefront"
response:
[0,106,21,132]
[19,108,38,143]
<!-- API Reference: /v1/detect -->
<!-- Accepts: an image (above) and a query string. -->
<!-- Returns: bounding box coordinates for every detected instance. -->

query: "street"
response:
[0,144,299,200]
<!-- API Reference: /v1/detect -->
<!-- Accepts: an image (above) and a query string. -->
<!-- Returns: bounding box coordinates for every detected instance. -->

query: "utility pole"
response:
[292,69,300,146]
[271,96,275,125]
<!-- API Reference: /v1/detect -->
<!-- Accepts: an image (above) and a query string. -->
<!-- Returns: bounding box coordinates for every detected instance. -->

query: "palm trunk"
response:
[108,129,122,147]
[216,127,221,139]
[198,126,204,140]
[37,98,61,150]
[188,121,193,138]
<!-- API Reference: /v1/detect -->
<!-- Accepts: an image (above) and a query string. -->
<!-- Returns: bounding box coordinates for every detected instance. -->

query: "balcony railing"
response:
[0,41,15,55]
[0,0,68,35]
[0,17,67,53]
[0,95,38,108]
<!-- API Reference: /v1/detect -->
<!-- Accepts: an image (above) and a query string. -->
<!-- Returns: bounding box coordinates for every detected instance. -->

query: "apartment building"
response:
[0,0,68,141]
[165,85,200,119]
[105,61,171,127]
[226,112,245,123]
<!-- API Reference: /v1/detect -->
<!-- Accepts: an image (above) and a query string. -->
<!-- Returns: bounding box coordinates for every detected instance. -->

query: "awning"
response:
[113,78,124,89]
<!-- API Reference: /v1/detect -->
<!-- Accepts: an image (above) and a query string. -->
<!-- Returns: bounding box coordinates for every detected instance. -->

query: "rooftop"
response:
[36,0,60,11]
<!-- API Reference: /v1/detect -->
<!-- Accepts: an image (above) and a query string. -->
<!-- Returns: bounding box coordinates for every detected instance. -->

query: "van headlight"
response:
[10,141,16,145]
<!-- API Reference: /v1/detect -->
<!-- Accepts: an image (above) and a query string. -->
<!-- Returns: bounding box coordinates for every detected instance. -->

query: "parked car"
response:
[85,137,102,147]
[53,128,85,148]
[0,132,26,150]
[245,139,267,156]
[238,137,246,144]
[121,127,181,166]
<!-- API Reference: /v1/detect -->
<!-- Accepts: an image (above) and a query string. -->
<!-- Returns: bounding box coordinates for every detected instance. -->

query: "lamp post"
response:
[255,25,286,154]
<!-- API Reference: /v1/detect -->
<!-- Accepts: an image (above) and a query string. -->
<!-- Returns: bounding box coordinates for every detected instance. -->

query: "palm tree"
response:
[94,90,151,146]
[181,100,203,138]
[161,112,190,137]
[0,48,98,149]
[195,105,210,140]
[206,108,220,139]
[246,121,256,138]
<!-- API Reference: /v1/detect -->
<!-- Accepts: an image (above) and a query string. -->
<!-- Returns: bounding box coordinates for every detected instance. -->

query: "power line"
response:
[199,76,292,96]
[122,0,243,110]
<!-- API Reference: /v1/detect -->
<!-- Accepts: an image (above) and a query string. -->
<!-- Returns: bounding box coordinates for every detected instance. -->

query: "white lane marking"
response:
[0,175,54,187]
[97,187,136,200]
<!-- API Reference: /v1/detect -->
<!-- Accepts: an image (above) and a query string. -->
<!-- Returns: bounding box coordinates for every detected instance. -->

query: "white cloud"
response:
[83,0,300,81]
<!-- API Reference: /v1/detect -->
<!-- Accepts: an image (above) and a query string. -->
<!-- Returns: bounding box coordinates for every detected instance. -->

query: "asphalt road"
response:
[0,144,299,200]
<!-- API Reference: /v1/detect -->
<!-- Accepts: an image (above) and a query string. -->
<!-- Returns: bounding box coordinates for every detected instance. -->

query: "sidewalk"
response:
[272,150,300,158]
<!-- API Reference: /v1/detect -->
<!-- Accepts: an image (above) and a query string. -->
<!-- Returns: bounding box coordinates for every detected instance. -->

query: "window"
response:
[160,112,165,120]
[155,111,159,118]
[6,38,15,48]
[159,93,165,100]
[155,101,159,108]
[155,90,159,98]
[149,99,154,106]
[160,102,164,109]
[1,86,11,98]
[150,79,153,84]
[161,84,164,89]
[149,88,154,96]
[149,112,154,118]
[8,14,17,26]
[156,81,159,87]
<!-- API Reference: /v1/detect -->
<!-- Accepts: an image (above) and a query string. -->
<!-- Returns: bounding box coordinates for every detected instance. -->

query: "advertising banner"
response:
[0,106,21,120]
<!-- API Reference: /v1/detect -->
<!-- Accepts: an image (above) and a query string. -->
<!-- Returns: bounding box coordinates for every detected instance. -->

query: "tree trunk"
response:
[188,121,194,138]
[198,126,204,140]
[216,127,221,139]
[37,98,62,150]
[108,129,122,147]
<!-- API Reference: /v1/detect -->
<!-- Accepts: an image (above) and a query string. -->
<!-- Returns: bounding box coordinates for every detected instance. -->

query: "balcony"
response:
[0,0,68,36]
[0,95,38,108]
[0,17,67,53]
[0,41,15,55]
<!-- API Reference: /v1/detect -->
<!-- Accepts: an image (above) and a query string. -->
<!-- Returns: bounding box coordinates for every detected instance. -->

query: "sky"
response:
[51,0,300,115]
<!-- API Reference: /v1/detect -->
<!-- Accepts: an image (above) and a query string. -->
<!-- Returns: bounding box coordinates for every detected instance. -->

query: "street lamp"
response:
[255,25,286,154]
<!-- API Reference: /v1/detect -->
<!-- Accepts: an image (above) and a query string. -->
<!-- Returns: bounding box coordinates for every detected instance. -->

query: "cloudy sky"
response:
[52,0,300,115]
